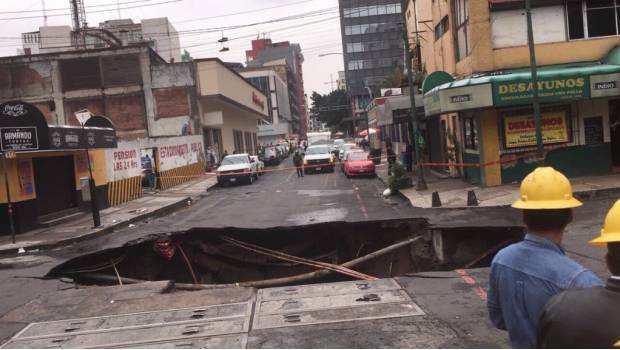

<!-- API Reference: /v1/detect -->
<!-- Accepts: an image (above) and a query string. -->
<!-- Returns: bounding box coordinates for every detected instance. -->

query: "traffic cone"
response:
[432,191,442,207]
[467,190,478,206]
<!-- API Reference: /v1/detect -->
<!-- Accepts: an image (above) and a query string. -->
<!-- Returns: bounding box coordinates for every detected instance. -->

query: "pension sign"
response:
[494,76,589,106]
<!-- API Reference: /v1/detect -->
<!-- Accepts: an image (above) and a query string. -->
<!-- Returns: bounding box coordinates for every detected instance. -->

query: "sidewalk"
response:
[0,176,217,255]
[377,163,620,208]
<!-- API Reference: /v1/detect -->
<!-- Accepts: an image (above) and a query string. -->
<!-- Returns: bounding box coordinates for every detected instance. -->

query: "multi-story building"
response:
[20,17,181,63]
[0,44,203,235]
[238,67,293,145]
[413,0,620,186]
[246,39,307,138]
[338,0,405,132]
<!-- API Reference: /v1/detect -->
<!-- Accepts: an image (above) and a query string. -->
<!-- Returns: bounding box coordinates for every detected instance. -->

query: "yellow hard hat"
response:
[512,167,582,210]
[590,199,620,247]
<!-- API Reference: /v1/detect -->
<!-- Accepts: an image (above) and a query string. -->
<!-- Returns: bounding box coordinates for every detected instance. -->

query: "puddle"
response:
[286,208,348,225]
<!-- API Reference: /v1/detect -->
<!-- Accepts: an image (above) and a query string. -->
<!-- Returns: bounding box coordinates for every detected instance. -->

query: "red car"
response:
[344,152,375,177]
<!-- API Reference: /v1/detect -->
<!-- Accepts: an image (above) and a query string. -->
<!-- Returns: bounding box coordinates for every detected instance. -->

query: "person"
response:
[537,199,620,348]
[293,150,304,177]
[487,167,603,348]
[223,149,229,158]
[386,144,396,176]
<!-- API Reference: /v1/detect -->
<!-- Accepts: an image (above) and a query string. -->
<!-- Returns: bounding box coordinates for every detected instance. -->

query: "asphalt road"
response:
[158,157,412,229]
[0,154,612,346]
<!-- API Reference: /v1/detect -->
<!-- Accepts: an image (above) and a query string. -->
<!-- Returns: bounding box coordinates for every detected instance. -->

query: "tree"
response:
[310,89,350,131]
[381,65,406,90]
[181,50,193,62]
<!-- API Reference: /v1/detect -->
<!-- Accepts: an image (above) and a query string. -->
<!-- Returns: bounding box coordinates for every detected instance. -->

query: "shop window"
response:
[233,130,244,153]
[244,132,253,155]
[567,0,620,39]
[463,116,478,150]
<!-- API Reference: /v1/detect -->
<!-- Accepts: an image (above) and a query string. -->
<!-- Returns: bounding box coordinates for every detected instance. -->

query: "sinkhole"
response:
[47,219,525,288]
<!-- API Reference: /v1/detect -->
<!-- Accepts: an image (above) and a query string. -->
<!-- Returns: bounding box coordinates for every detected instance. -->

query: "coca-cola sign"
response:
[3,104,27,117]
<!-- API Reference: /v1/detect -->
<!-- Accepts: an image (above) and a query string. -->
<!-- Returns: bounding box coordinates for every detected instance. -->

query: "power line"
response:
[0,0,160,14]
[0,0,182,21]
[174,0,315,24]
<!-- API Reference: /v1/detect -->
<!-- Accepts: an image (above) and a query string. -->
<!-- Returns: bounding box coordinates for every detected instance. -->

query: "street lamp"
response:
[75,109,101,228]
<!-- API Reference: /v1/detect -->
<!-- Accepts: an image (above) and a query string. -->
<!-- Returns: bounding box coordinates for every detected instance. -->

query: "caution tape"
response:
[145,144,571,181]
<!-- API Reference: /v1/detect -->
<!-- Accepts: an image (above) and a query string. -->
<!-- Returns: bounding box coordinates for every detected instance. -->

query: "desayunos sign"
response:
[503,111,569,148]
[494,77,588,106]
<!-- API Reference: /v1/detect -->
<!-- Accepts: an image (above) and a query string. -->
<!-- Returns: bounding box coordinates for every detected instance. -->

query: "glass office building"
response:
[339,0,405,114]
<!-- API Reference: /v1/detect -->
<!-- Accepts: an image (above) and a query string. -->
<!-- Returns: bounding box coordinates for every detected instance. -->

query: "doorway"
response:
[33,156,77,216]
[609,100,620,172]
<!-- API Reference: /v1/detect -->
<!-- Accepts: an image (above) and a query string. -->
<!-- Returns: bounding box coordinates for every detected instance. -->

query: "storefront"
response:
[196,58,268,158]
[423,45,620,186]
[0,101,117,235]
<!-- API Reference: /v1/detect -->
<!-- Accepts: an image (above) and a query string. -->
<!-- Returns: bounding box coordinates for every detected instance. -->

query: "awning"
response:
[368,94,424,126]
[1,101,117,152]
[423,45,620,116]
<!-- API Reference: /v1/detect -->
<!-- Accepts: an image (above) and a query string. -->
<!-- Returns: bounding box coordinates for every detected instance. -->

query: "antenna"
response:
[41,0,48,26]
[70,0,87,48]
[117,0,121,19]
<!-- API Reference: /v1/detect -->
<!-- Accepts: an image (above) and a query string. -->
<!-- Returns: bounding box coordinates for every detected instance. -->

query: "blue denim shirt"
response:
[487,234,603,348]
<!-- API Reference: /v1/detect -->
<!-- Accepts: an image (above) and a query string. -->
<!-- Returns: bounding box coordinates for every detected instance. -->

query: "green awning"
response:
[423,45,620,116]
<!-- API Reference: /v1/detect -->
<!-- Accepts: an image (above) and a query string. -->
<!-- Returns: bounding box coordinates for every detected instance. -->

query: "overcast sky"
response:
[0,0,344,95]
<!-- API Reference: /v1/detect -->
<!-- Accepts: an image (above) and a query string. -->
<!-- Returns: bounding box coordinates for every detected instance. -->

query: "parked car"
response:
[250,155,264,176]
[303,145,335,174]
[331,139,345,157]
[340,145,363,170]
[343,152,376,178]
[276,144,288,159]
[263,146,280,166]
[339,143,358,160]
[216,154,258,186]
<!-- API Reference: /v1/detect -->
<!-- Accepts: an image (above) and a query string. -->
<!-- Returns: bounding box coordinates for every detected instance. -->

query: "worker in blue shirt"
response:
[487,167,603,348]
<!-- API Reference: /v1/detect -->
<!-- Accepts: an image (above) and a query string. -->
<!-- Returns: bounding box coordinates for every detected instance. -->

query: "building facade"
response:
[338,0,405,131]
[196,59,268,157]
[246,39,307,138]
[20,17,181,63]
[415,0,620,186]
[0,44,203,235]
[239,67,293,145]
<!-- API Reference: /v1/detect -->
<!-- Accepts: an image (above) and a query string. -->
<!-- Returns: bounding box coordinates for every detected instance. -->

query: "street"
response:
[0,154,612,348]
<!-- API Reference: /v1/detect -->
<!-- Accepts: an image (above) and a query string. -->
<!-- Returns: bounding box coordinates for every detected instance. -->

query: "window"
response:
[343,3,401,18]
[453,0,469,61]
[344,22,399,35]
[245,132,253,154]
[434,16,450,40]
[462,115,478,150]
[346,40,394,53]
[567,0,620,39]
[233,130,244,153]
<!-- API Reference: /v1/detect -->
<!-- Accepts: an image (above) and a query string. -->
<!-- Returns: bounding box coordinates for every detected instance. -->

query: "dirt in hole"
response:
[47,219,524,286]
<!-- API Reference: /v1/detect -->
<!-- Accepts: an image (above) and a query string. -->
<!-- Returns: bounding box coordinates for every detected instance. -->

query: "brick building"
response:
[0,44,204,235]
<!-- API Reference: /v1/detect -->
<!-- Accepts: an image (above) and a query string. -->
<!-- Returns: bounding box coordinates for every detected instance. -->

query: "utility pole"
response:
[401,0,427,190]
[1,154,16,244]
[526,0,544,163]
[41,0,48,26]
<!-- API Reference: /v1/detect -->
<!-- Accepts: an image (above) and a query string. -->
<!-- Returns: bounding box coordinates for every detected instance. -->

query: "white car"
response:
[217,154,258,186]
[250,155,264,176]
[304,145,335,174]
[339,143,358,160]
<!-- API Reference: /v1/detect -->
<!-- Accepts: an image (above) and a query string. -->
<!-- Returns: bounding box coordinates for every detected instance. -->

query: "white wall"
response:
[39,26,73,53]
[491,6,566,48]
[142,18,181,63]
[576,99,611,144]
